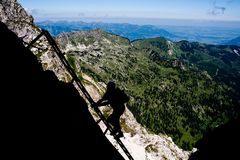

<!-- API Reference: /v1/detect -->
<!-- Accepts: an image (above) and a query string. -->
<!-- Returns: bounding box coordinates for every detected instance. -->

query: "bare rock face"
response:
[0,0,37,43]
[0,0,69,81]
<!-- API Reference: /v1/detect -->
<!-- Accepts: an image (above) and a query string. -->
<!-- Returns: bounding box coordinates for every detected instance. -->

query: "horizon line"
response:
[33,17,240,28]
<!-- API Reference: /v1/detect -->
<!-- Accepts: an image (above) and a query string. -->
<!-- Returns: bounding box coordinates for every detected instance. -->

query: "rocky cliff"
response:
[0,0,69,81]
[0,0,37,43]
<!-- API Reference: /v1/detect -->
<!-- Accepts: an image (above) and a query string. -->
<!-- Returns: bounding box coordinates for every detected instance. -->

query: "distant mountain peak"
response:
[93,28,104,32]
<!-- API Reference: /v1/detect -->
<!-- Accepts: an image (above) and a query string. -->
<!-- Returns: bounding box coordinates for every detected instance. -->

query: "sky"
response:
[18,0,240,23]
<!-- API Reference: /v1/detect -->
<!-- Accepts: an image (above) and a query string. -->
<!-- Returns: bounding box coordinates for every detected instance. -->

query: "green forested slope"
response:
[57,30,240,150]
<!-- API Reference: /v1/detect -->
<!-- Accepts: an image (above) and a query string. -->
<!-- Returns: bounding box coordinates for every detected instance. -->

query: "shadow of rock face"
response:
[189,117,240,160]
[0,21,124,160]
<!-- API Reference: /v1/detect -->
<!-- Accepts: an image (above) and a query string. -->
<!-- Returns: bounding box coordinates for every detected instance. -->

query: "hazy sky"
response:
[18,0,240,22]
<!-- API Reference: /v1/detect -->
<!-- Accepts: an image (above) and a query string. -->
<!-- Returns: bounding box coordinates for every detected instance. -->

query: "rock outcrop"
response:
[0,0,37,43]
[0,0,69,81]
[189,117,240,160]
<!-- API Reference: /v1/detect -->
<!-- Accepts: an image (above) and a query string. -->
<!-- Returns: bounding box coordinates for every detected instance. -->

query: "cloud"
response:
[208,0,234,15]
[209,6,226,15]
[26,9,47,16]
[25,9,86,20]
[226,0,234,4]
[78,12,85,17]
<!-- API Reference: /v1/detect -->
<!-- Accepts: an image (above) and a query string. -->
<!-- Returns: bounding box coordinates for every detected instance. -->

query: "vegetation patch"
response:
[145,144,158,153]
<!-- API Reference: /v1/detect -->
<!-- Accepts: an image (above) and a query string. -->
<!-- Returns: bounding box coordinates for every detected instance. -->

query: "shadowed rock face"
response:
[189,116,240,160]
[0,22,124,160]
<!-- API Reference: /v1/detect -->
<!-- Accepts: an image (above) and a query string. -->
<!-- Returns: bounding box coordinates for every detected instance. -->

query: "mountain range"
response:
[36,20,175,41]
[37,20,240,46]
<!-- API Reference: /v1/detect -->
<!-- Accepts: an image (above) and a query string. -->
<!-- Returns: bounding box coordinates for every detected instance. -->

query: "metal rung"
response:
[96,119,102,124]
[104,128,109,135]
[70,78,74,84]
